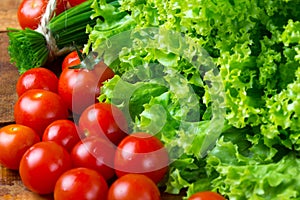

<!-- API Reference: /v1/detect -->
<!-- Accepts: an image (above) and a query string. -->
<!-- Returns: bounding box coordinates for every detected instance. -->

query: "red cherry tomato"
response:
[188,191,226,200]
[14,89,69,137]
[17,0,67,30]
[19,141,72,194]
[61,50,114,85]
[54,167,108,200]
[54,0,68,16]
[61,50,82,71]
[58,68,99,115]
[71,136,115,180]
[0,124,40,170]
[107,174,161,200]
[42,119,81,152]
[114,132,169,184]
[78,102,128,145]
[16,67,58,97]
[93,61,115,87]
[68,0,86,7]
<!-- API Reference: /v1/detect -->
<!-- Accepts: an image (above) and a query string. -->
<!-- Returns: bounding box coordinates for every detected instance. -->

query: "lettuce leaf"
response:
[88,0,300,198]
[97,28,226,156]
[84,0,136,53]
[207,134,300,200]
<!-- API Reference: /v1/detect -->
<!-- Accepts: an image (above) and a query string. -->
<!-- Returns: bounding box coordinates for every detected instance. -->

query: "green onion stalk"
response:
[7,0,135,73]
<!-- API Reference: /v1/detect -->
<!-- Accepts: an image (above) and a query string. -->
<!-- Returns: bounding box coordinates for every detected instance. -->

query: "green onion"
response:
[7,28,48,74]
[7,0,125,73]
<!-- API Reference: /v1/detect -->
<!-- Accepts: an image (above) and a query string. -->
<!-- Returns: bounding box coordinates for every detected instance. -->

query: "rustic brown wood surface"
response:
[0,1,184,199]
[0,0,20,124]
[0,0,21,32]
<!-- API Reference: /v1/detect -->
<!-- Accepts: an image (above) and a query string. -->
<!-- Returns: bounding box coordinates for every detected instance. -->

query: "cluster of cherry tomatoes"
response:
[0,50,171,199]
[9,0,227,198]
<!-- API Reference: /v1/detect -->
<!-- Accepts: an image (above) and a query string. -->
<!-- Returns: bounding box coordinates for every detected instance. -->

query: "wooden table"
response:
[0,0,20,124]
[0,1,184,199]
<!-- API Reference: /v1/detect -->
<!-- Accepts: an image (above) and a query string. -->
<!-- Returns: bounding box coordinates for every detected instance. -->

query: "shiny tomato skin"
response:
[107,174,160,200]
[114,132,169,184]
[17,0,46,29]
[0,124,40,170]
[71,136,115,180]
[68,0,86,7]
[188,191,226,200]
[16,67,58,97]
[58,68,99,115]
[14,89,69,138]
[42,119,81,152]
[17,0,67,30]
[78,102,128,146]
[61,50,114,86]
[93,61,115,87]
[54,0,68,15]
[19,141,72,194]
[54,167,108,200]
[61,50,82,71]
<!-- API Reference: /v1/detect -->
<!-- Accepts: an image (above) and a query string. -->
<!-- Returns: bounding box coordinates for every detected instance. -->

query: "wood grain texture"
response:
[0,0,21,9]
[0,0,21,31]
[0,0,20,124]
[0,33,19,124]
[0,165,53,200]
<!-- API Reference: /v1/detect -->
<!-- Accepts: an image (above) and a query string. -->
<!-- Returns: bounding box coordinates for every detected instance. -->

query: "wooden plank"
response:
[0,1,20,124]
[0,10,20,31]
[0,0,21,10]
[0,165,53,200]
[0,0,21,31]
[0,33,19,124]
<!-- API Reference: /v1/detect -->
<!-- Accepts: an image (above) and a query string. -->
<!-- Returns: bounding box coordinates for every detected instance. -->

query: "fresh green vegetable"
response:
[7,0,132,73]
[7,0,300,198]
[8,1,94,73]
[83,0,136,53]
[96,27,226,155]
[7,28,49,74]
[89,0,300,199]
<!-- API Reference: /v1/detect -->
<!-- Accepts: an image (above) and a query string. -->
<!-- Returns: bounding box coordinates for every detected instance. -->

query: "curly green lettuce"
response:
[207,130,300,200]
[86,0,300,199]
